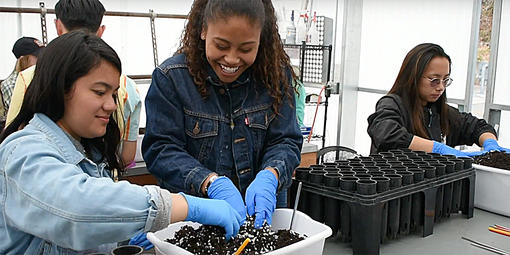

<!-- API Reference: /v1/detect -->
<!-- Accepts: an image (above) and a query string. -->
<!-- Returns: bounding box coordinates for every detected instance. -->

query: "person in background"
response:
[293,65,306,127]
[367,43,509,156]
[6,0,141,167]
[0,37,44,128]
[0,31,242,255]
[143,0,303,229]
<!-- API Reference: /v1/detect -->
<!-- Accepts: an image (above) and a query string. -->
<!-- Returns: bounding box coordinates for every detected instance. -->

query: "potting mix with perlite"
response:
[474,151,510,170]
[165,217,305,255]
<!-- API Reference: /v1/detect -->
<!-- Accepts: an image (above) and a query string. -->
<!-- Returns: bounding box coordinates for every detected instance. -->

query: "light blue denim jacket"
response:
[0,114,170,254]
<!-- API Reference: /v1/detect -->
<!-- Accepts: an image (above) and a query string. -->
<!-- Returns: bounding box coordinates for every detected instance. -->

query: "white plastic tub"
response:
[473,164,510,217]
[147,208,332,255]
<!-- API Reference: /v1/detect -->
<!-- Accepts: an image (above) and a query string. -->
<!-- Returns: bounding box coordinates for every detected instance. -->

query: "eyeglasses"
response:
[423,77,453,87]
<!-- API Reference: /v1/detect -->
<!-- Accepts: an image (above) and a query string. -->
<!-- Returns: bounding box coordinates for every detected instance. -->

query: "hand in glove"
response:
[245,169,278,228]
[483,139,510,153]
[207,176,246,224]
[432,141,484,157]
[129,232,153,250]
[181,193,243,240]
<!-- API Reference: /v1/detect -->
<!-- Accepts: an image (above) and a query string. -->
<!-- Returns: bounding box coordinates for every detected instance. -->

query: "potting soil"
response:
[474,151,510,170]
[165,217,304,255]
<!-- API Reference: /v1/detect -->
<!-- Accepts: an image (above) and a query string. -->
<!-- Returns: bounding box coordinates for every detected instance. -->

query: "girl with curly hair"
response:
[143,0,303,228]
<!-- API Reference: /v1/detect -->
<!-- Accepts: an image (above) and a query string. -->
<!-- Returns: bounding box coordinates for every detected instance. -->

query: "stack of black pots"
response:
[290,148,475,255]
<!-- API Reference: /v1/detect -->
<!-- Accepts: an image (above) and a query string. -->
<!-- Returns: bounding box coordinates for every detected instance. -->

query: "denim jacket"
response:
[143,53,303,197]
[0,114,168,254]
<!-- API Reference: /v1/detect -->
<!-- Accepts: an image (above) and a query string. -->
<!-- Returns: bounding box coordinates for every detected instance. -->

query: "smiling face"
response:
[201,15,261,84]
[57,60,120,140]
[418,56,450,106]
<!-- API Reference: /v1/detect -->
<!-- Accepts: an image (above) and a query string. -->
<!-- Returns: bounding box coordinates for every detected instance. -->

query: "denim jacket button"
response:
[193,121,200,135]
[219,88,225,95]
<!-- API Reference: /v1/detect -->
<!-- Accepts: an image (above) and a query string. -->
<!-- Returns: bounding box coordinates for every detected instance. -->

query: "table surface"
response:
[323,208,510,255]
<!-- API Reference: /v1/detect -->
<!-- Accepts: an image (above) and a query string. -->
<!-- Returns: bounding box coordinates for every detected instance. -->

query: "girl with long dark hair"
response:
[0,31,242,254]
[367,43,508,155]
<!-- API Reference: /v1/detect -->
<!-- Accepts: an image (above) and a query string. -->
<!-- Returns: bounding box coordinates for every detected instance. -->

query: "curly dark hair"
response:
[177,0,297,114]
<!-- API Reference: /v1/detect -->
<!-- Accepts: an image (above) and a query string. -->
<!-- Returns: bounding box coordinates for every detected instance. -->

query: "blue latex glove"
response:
[245,169,278,228]
[483,139,510,153]
[207,176,246,223]
[129,232,153,250]
[180,192,243,240]
[432,141,484,157]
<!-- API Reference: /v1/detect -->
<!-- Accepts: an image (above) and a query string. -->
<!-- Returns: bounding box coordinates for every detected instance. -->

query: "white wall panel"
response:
[358,0,474,101]
[493,0,510,105]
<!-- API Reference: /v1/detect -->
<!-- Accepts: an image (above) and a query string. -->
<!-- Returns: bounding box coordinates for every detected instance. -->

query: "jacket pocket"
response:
[245,105,275,152]
[184,109,219,162]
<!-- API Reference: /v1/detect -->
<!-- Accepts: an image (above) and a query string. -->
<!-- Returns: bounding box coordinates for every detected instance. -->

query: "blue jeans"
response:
[276,189,288,208]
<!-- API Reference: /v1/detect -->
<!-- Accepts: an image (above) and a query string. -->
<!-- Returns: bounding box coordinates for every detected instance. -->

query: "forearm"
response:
[479,132,497,146]
[170,193,188,223]
[409,135,434,152]
[121,140,136,164]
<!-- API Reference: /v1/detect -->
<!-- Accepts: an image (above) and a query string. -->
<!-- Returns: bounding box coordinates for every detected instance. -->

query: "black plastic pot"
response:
[324,166,339,173]
[339,170,355,176]
[336,159,350,165]
[396,171,413,235]
[422,166,436,179]
[352,167,368,173]
[293,168,311,212]
[419,154,433,159]
[402,162,419,169]
[371,176,390,243]
[308,170,325,222]
[414,161,430,168]
[369,154,384,159]
[358,156,374,162]
[379,152,394,158]
[324,173,342,235]
[375,163,391,169]
[387,161,404,166]
[442,182,453,218]
[380,168,396,174]
[384,174,402,239]
[430,162,446,176]
[339,176,359,242]
[408,169,424,232]
[354,173,372,180]
[323,162,337,167]
[348,158,362,163]
[364,166,381,172]
[356,179,377,195]
[440,160,455,173]
[448,159,463,171]
[361,161,376,166]
[395,171,413,186]
[338,165,353,171]
[392,166,408,172]
[458,157,473,169]
[370,171,385,176]
[309,164,325,170]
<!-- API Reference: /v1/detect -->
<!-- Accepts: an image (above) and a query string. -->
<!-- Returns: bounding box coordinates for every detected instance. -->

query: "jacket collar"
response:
[29,113,85,165]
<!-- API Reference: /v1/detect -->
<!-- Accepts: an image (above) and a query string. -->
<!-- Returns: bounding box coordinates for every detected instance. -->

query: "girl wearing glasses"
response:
[367,43,509,156]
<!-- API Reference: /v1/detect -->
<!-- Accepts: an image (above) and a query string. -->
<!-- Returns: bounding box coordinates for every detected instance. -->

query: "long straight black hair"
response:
[388,43,451,139]
[0,30,124,171]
